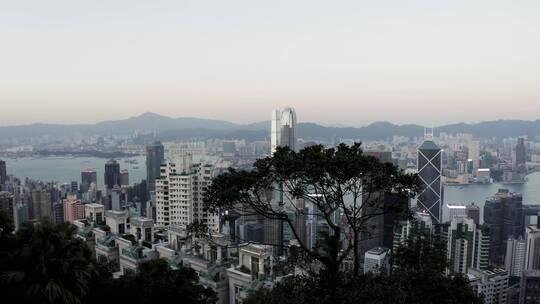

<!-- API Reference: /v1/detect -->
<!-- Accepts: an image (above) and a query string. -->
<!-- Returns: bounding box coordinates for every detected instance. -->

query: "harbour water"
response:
[4,156,147,186]
[442,171,540,222]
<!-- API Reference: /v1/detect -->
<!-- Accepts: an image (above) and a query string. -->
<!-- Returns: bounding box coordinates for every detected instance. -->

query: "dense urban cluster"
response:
[0,108,539,304]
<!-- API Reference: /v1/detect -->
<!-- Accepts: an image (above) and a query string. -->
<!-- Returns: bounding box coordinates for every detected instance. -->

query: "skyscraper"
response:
[270,107,297,154]
[505,237,527,277]
[484,189,524,265]
[120,170,129,186]
[445,216,490,274]
[155,155,219,232]
[466,203,481,226]
[146,141,164,193]
[81,169,97,193]
[515,137,527,169]
[417,130,443,223]
[525,224,540,271]
[104,159,120,190]
[0,159,6,190]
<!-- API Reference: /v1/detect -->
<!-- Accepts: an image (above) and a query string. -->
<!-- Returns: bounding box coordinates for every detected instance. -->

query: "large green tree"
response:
[0,219,104,304]
[204,143,420,281]
[244,236,483,304]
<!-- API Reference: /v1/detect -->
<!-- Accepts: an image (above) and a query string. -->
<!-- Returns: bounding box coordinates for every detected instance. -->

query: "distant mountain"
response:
[0,112,539,142]
[0,112,241,139]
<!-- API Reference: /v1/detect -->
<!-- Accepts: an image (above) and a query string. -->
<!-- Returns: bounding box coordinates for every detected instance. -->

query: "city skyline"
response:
[2,1,540,126]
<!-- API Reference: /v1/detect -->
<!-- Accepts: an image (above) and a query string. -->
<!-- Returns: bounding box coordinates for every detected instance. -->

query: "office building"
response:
[364,247,390,274]
[525,225,540,270]
[447,204,466,220]
[52,201,64,223]
[360,192,409,257]
[484,189,524,265]
[104,159,120,190]
[417,130,443,223]
[0,159,6,190]
[515,137,527,169]
[506,237,527,277]
[466,203,481,226]
[70,181,78,194]
[13,203,28,231]
[468,140,481,170]
[520,270,540,304]
[270,107,297,154]
[81,169,97,193]
[146,141,164,193]
[120,170,129,186]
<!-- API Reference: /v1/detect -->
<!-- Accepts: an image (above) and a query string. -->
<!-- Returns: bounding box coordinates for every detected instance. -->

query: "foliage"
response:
[204,143,420,278]
[89,259,217,304]
[0,219,104,304]
[244,237,483,304]
[0,218,216,304]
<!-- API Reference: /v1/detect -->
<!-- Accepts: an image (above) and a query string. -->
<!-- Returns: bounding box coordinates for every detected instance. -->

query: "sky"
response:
[1,0,539,127]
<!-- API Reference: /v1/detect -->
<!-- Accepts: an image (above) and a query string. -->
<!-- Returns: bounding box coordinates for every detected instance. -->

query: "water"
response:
[4,156,147,187]
[442,171,540,222]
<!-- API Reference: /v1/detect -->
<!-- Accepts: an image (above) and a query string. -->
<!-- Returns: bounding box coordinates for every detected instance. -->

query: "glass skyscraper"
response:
[146,141,164,194]
[270,107,297,154]
[417,132,443,223]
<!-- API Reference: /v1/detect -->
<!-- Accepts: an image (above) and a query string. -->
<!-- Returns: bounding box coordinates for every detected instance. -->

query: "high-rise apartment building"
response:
[468,268,509,304]
[146,141,164,193]
[104,159,120,190]
[417,131,443,223]
[505,237,527,277]
[63,194,85,223]
[155,155,218,232]
[270,107,297,154]
[446,217,490,274]
[484,189,524,265]
[525,224,540,271]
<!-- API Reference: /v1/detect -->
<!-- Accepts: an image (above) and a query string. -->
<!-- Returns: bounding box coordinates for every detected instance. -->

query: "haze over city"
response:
[2,0,540,126]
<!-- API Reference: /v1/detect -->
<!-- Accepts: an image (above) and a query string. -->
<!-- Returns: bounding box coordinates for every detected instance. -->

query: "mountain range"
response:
[1,112,539,142]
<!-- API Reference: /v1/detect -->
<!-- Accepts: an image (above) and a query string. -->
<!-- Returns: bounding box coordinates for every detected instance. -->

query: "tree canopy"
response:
[204,143,420,278]
[244,237,483,304]
[0,218,216,304]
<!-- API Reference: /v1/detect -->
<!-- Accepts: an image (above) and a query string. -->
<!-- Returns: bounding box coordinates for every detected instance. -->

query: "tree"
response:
[90,259,217,304]
[0,219,104,304]
[244,237,483,304]
[204,143,420,282]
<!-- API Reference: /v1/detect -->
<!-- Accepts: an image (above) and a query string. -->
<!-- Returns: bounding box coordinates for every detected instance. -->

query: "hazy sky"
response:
[1,0,539,126]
